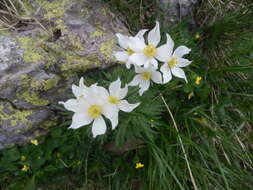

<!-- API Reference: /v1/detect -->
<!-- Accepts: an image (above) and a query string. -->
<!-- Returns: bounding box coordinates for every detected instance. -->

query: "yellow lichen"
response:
[43,0,70,19]
[100,39,115,60]
[90,29,103,38]
[18,36,44,63]
[0,103,33,127]
[43,78,59,91]
[18,91,49,106]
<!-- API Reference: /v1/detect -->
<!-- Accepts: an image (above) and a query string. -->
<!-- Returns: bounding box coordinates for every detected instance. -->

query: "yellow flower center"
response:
[126,48,134,55]
[141,72,151,80]
[108,96,119,105]
[143,45,157,57]
[167,57,178,68]
[88,105,102,118]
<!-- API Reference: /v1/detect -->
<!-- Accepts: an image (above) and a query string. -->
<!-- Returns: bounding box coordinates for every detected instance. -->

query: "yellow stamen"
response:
[135,162,144,169]
[108,96,119,105]
[143,45,157,57]
[141,72,151,80]
[195,77,202,85]
[126,48,134,55]
[167,57,178,68]
[88,105,102,118]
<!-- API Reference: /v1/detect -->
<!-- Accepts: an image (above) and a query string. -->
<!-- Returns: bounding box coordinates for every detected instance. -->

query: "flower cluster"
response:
[60,21,192,138]
[59,78,140,137]
[114,21,192,95]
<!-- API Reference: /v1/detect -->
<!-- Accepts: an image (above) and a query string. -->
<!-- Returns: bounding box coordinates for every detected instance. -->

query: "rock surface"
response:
[0,0,128,149]
[158,0,199,25]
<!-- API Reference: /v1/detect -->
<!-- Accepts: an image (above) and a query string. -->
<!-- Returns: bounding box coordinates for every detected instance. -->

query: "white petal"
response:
[114,51,129,62]
[128,75,141,86]
[72,84,83,98]
[166,33,174,50]
[155,34,174,62]
[59,99,82,112]
[173,46,191,58]
[139,79,150,96]
[134,65,145,73]
[177,58,192,67]
[160,63,172,83]
[151,71,162,84]
[117,85,128,99]
[109,78,121,96]
[129,53,148,66]
[92,117,107,137]
[171,67,188,82]
[148,21,160,46]
[116,33,129,49]
[149,58,158,69]
[79,77,88,89]
[118,100,140,112]
[102,104,119,129]
[126,60,132,69]
[128,37,146,52]
[135,29,148,42]
[69,112,92,129]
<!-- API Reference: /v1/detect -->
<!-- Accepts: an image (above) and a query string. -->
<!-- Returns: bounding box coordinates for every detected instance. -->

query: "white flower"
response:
[105,78,140,127]
[114,29,147,69]
[59,83,118,138]
[128,21,171,69]
[128,65,162,96]
[160,34,192,83]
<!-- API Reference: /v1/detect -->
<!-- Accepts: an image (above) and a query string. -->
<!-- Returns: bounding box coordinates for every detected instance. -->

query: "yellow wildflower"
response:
[195,76,202,85]
[30,139,38,146]
[195,33,200,39]
[21,156,26,161]
[135,162,144,169]
[21,165,29,172]
[188,92,194,100]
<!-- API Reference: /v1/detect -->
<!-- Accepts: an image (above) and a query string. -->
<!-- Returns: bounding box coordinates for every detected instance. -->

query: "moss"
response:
[43,0,71,19]
[90,29,103,38]
[100,39,116,60]
[0,103,33,128]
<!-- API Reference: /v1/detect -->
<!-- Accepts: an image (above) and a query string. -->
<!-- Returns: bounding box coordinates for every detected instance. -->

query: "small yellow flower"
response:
[195,76,202,85]
[195,33,200,39]
[135,162,144,169]
[21,165,29,172]
[30,139,38,146]
[188,92,194,100]
[21,156,26,161]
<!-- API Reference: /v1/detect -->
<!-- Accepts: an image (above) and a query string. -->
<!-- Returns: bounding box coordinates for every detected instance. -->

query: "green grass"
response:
[0,0,253,189]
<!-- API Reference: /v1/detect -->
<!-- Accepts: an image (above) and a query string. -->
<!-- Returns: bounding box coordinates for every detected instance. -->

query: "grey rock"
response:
[0,0,129,149]
[158,0,199,25]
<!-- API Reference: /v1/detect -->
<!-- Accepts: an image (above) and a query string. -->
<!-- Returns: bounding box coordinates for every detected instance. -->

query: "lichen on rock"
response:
[0,0,129,150]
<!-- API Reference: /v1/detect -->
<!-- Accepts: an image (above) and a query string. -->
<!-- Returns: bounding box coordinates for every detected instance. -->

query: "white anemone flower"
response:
[128,65,162,96]
[128,21,171,69]
[114,29,147,69]
[160,36,192,83]
[106,78,140,121]
[59,84,118,138]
